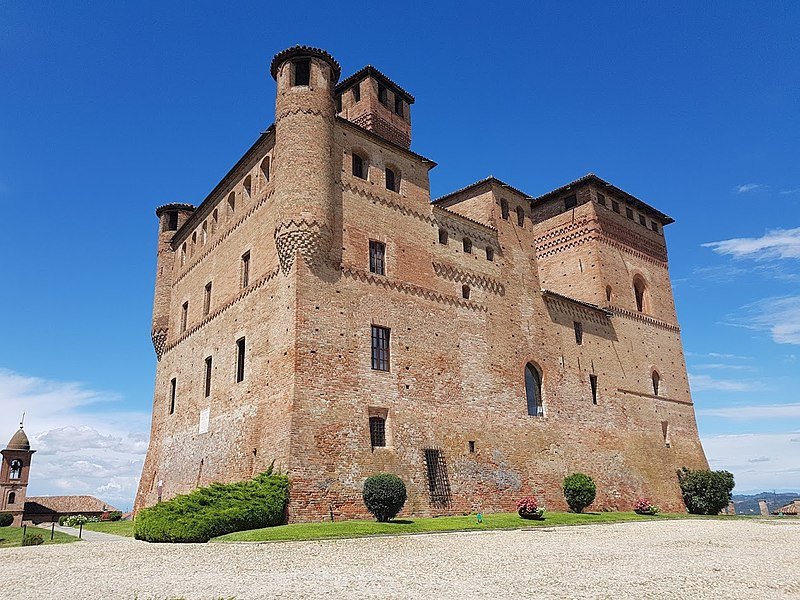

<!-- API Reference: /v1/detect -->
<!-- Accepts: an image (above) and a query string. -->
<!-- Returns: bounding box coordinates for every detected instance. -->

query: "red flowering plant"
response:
[634,498,660,515]
[516,496,546,520]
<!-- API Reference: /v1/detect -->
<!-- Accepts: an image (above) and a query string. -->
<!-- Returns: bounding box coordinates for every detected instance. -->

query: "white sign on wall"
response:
[199,408,210,434]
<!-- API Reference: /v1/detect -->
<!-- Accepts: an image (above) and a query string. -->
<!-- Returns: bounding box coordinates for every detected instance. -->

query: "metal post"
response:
[79,523,83,540]
[51,522,55,541]
[22,524,27,546]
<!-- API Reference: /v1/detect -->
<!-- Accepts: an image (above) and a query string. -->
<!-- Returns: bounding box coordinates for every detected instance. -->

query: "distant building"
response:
[773,499,800,516]
[23,495,120,524]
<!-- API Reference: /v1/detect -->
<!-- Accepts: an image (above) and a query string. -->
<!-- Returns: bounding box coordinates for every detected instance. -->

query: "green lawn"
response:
[213,511,707,543]
[0,525,79,548]
[82,520,135,537]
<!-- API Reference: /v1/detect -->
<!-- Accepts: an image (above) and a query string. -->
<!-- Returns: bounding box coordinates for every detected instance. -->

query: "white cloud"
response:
[701,432,800,492]
[697,402,800,421]
[0,368,149,510]
[702,227,800,260]
[688,373,762,392]
[734,183,766,194]
[692,363,754,371]
[730,296,800,345]
[780,189,800,195]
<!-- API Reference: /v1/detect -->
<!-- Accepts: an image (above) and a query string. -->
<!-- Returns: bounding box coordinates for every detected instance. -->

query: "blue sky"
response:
[1,2,798,509]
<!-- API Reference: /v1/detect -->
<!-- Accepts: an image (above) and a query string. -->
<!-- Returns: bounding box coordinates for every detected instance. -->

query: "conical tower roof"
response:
[6,427,30,451]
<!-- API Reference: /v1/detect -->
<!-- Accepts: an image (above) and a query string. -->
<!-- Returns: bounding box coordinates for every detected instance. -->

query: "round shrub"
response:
[0,512,13,527]
[563,473,596,513]
[677,467,735,515]
[107,511,123,522]
[363,473,407,522]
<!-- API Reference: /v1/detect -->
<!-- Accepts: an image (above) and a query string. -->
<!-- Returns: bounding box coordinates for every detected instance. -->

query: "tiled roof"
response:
[270,45,341,82]
[335,65,415,103]
[541,289,613,315]
[773,500,800,515]
[24,495,119,515]
[433,176,532,205]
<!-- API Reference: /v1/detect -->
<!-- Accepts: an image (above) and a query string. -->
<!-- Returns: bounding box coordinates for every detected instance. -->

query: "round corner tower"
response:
[270,45,341,275]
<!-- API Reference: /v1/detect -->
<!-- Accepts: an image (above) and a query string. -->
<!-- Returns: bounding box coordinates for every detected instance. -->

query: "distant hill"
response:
[732,492,799,515]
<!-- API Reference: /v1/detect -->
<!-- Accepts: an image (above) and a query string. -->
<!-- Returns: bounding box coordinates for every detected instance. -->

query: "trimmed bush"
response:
[107,511,123,522]
[22,533,44,546]
[677,467,735,515]
[363,473,407,522]
[563,473,597,513]
[0,512,13,527]
[134,468,289,543]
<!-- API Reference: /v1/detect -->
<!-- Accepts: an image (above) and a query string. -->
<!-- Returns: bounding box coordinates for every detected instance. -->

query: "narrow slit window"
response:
[241,251,250,288]
[385,168,398,192]
[169,378,176,415]
[438,228,448,245]
[486,247,494,261]
[525,363,544,417]
[203,282,212,316]
[293,59,310,86]
[652,371,660,396]
[590,374,598,405]
[501,199,509,220]
[661,421,671,447]
[181,301,189,333]
[378,84,388,106]
[336,94,342,113]
[462,285,471,299]
[369,240,386,276]
[463,238,472,254]
[517,206,525,227]
[227,192,235,215]
[371,325,390,371]
[352,83,361,102]
[573,321,583,345]
[261,156,270,182]
[236,337,246,383]
[243,175,252,199]
[204,356,212,398]
[369,416,386,448]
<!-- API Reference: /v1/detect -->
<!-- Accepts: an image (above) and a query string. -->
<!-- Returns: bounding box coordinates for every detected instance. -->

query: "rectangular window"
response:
[597,193,606,206]
[590,374,598,405]
[181,301,189,333]
[293,59,310,86]
[236,337,246,383]
[371,325,390,371]
[394,95,403,116]
[369,240,385,276]
[424,449,452,507]
[167,212,179,231]
[378,84,388,105]
[564,194,577,210]
[352,83,361,102]
[468,441,475,453]
[369,416,386,448]
[573,321,583,345]
[336,94,342,113]
[612,200,620,213]
[639,214,647,226]
[241,251,250,288]
[352,153,365,179]
[204,356,212,398]
[203,282,212,316]
[169,378,176,415]
[626,207,634,220]
[651,221,660,233]
[486,247,494,261]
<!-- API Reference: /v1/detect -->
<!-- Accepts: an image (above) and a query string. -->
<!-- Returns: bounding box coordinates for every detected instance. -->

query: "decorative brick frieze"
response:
[432,262,505,295]
[607,305,680,332]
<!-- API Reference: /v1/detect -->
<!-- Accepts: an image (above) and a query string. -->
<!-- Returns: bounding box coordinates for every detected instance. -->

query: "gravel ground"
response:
[0,519,798,599]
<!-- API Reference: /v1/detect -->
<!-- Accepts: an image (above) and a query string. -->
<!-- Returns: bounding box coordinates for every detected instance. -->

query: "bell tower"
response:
[1,423,35,526]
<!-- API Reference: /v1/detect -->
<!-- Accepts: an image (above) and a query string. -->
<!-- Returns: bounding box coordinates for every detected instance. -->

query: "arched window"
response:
[463,238,472,254]
[605,285,613,303]
[385,167,399,192]
[652,371,660,396]
[261,156,270,183]
[9,460,22,480]
[211,209,218,234]
[201,221,207,245]
[438,228,448,245]
[227,192,236,216]
[525,363,543,417]
[352,153,366,179]
[180,243,187,266]
[517,206,525,227]
[633,276,648,313]
[500,199,509,220]
[243,175,252,199]
[462,285,471,299]
[7,491,16,504]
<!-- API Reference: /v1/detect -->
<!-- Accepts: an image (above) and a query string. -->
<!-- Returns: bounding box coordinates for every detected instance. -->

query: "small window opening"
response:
[661,421,671,447]
[352,153,366,179]
[633,276,648,313]
[371,325,390,371]
[167,211,179,231]
[516,206,525,227]
[462,285,471,300]
[241,251,250,288]
[468,441,475,453]
[606,285,613,303]
[336,94,342,113]
[525,363,544,417]
[9,460,22,480]
[369,416,386,448]
[626,207,634,220]
[369,240,386,276]
[612,200,620,213]
[352,83,361,102]
[378,84,388,106]
[169,378,176,415]
[261,156,270,183]
[204,356,212,398]
[181,301,189,333]
[590,374,598,405]
[438,228,448,245]
[597,193,606,206]
[211,209,218,233]
[236,337,246,383]
[639,214,647,226]
[574,321,583,345]
[564,194,577,210]
[7,491,16,504]
[463,238,472,253]
[652,371,660,396]
[394,95,403,116]
[486,247,494,261]
[203,282,212,316]
[385,167,398,192]
[180,243,187,266]
[243,175,252,198]
[227,192,235,216]
[500,199,509,220]
[651,221,659,233]
[293,59,310,86]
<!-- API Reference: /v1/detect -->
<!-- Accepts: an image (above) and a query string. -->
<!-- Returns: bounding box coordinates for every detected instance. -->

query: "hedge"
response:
[134,468,289,543]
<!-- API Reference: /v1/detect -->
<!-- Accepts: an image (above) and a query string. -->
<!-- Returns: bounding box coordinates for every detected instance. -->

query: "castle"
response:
[134,46,708,521]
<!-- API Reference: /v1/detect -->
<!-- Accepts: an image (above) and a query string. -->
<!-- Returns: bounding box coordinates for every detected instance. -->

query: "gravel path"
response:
[51,524,140,543]
[0,519,797,599]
